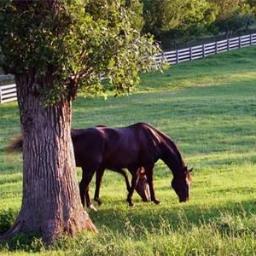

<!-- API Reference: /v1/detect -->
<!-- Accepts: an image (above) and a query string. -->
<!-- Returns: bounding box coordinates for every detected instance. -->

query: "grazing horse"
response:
[71,122,192,208]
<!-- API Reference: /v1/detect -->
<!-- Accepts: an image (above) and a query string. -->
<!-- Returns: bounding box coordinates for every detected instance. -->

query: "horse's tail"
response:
[6,129,77,153]
[6,134,23,152]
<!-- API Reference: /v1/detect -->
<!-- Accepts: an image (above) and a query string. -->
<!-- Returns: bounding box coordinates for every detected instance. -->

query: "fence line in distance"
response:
[154,33,256,65]
[1,33,256,104]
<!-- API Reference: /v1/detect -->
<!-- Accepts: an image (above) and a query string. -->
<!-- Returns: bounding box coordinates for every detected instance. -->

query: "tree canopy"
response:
[142,0,215,35]
[0,0,159,105]
[141,0,256,48]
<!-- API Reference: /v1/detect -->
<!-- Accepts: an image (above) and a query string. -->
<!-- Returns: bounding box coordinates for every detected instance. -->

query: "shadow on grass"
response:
[90,198,256,234]
[1,198,256,252]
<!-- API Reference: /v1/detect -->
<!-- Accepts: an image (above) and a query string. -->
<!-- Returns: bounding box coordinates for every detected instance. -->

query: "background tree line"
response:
[128,0,256,49]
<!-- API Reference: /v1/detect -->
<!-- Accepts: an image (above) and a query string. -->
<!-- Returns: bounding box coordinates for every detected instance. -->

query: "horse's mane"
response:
[139,123,185,170]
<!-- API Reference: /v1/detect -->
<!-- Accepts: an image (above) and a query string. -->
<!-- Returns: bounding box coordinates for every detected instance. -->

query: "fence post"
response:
[189,47,192,61]
[176,49,179,64]
[203,44,205,58]
[250,34,252,45]
[227,38,230,51]
[215,41,218,54]
[239,36,241,48]
[162,51,165,64]
[0,87,2,104]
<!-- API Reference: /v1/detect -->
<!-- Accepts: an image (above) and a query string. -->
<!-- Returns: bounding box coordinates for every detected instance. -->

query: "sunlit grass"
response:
[0,47,256,255]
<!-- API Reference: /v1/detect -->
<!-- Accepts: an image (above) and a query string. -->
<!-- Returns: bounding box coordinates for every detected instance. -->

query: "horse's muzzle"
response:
[179,197,189,203]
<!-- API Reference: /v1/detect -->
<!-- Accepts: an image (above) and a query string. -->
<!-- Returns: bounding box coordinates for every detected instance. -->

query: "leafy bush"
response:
[0,208,17,234]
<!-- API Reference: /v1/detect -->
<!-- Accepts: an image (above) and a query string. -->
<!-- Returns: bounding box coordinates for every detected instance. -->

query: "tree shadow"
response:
[90,198,256,234]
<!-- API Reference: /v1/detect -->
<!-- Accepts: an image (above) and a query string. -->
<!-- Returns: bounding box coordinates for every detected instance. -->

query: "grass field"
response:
[0,47,256,255]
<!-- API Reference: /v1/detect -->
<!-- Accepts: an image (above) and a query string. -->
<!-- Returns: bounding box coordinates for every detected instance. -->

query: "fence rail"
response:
[154,33,256,65]
[1,33,256,104]
[0,83,17,103]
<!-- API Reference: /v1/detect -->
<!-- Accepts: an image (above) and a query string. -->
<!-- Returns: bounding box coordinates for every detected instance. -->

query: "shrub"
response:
[0,208,17,234]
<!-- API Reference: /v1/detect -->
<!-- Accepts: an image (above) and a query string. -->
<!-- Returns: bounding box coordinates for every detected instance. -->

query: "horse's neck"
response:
[160,136,185,176]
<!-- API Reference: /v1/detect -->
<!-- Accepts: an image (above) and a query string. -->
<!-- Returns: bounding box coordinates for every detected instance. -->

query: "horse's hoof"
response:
[142,197,150,202]
[128,202,134,207]
[94,198,102,206]
[88,204,97,211]
[153,199,160,205]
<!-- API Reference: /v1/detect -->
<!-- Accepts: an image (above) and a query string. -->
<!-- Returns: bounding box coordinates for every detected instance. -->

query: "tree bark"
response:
[7,74,97,244]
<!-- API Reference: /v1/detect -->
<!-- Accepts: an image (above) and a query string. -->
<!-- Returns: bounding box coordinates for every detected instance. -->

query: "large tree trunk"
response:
[6,74,96,244]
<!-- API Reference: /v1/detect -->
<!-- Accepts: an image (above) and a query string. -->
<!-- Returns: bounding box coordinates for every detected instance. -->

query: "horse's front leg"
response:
[127,172,137,207]
[80,166,96,210]
[94,168,105,205]
[145,166,160,205]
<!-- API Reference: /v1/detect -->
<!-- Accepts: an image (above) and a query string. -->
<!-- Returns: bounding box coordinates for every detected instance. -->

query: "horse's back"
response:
[71,127,138,168]
[71,128,105,166]
[71,123,162,168]
[95,126,141,168]
[100,123,161,167]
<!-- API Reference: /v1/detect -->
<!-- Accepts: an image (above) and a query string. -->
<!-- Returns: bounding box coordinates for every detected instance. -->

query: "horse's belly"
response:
[104,151,138,169]
[104,160,133,170]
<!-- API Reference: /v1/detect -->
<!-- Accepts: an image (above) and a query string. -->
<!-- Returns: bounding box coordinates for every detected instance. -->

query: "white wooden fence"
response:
[0,74,17,103]
[0,83,17,103]
[154,33,256,65]
[1,33,256,104]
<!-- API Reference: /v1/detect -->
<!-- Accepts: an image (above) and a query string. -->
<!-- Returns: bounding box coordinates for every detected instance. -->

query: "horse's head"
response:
[171,167,192,202]
[135,169,151,202]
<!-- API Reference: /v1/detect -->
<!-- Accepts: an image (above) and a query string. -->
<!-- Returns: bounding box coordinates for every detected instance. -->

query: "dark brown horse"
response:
[8,123,191,208]
[71,122,192,208]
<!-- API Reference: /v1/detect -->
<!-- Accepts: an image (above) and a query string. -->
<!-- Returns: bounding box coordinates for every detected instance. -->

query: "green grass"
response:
[0,47,256,255]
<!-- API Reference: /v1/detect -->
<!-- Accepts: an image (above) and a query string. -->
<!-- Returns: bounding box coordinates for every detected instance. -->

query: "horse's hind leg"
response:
[94,168,105,205]
[126,169,137,206]
[79,166,96,209]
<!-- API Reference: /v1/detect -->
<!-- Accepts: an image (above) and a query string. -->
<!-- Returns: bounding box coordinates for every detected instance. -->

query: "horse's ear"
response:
[188,168,193,173]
